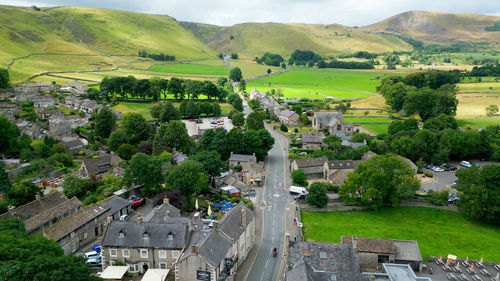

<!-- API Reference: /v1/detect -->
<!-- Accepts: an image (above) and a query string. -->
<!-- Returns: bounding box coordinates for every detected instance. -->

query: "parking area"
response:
[182,117,234,137]
[420,169,458,193]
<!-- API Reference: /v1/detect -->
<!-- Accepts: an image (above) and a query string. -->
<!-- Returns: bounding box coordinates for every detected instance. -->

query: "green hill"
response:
[0,5,215,82]
[193,22,413,60]
[362,11,500,46]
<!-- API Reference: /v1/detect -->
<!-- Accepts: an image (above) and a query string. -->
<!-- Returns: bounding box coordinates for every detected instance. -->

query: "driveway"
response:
[420,169,457,193]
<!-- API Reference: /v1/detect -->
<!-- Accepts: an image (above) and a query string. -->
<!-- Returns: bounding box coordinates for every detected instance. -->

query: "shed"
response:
[141,269,170,281]
[101,266,128,280]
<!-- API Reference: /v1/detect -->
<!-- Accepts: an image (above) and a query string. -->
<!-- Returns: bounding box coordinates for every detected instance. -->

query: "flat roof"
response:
[141,269,170,281]
[101,266,128,280]
[383,264,432,281]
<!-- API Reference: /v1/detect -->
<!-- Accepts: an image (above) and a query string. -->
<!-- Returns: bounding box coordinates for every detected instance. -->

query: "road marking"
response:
[273,193,280,198]
[265,258,270,268]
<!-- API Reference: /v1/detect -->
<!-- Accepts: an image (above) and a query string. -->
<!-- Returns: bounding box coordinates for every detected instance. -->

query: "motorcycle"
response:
[272,248,277,257]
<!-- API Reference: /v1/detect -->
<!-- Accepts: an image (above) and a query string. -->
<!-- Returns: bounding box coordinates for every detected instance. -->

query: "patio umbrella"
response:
[214,204,220,208]
[195,199,199,210]
[221,200,227,204]
[208,205,212,216]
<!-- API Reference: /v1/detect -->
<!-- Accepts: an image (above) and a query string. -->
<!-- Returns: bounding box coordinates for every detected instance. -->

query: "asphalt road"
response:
[245,125,292,281]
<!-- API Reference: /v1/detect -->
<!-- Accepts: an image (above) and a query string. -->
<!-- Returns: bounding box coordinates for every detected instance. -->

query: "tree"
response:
[485,104,499,116]
[238,79,246,92]
[116,143,136,160]
[159,102,180,123]
[423,114,458,131]
[412,129,438,162]
[300,113,311,125]
[121,113,150,144]
[201,81,218,100]
[231,112,245,126]
[242,129,274,161]
[123,153,164,196]
[247,99,260,110]
[380,82,416,112]
[108,129,129,151]
[0,68,9,88]
[167,77,184,100]
[165,160,209,201]
[149,77,164,101]
[63,174,95,199]
[456,165,500,224]
[339,154,419,209]
[192,150,225,187]
[229,67,243,82]
[0,219,102,281]
[217,77,228,87]
[0,116,20,156]
[0,162,11,193]
[267,69,272,75]
[292,169,308,186]
[94,106,116,138]
[232,96,244,112]
[184,80,203,100]
[155,121,191,153]
[246,111,265,131]
[323,135,342,151]
[307,182,328,208]
[280,123,288,132]
[137,143,153,155]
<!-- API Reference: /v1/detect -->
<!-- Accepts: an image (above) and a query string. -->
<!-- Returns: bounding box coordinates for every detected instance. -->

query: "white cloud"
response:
[1,0,500,26]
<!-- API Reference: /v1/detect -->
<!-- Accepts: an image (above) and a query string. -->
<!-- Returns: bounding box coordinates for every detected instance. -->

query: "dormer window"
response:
[119,230,125,238]
[168,231,174,240]
[143,231,149,239]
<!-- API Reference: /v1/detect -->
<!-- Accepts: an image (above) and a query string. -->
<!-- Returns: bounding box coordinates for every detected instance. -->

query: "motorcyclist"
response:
[272,247,277,256]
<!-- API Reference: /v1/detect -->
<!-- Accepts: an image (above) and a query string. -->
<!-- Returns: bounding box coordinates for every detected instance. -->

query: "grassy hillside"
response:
[0,5,216,82]
[362,11,500,46]
[204,22,413,60]
[180,21,222,43]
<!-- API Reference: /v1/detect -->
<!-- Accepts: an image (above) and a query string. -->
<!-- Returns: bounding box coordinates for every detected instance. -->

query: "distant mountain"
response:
[184,22,412,60]
[362,11,500,46]
[0,5,215,66]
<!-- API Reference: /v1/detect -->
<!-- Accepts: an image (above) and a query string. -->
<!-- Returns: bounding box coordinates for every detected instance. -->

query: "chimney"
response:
[163,195,169,205]
[241,207,246,230]
[35,192,41,201]
[7,205,16,215]
[191,242,199,255]
[352,236,358,250]
[193,212,202,230]
[213,221,219,229]
[137,215,143,224]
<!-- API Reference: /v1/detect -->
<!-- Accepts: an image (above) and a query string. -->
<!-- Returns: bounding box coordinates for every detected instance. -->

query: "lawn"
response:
[359,124,389,135]
[457,116,500,128]
[301,207,500,261]
[112,102,153,120]
[149,63,229,75]
[344,117,393,123]
[248,68,386,100]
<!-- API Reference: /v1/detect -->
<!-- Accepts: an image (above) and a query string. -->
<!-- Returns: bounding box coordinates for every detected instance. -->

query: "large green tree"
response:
[307,182,328,208]
[121,113,150,144]
[231,112,245,126]
[167,77,184,100]
[108,129,129,151]
[123,153,164,196]
[191,150,225,187]
[94,106,116,138]
[292,169,308,187]
[246,111,265,131]
[159,102,180,123]
[0,68,9,89]
[0,162,11,193]
[165,160,209,201]
[0,116,20,156]
[340,154,419,209]
[229,67,243,82]
[6,182,40,206]
[63,175,95,199]
[154,121,191,153]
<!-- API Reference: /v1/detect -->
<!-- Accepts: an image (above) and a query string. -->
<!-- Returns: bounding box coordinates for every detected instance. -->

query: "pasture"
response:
[456,82,500,128]
[301,207,500,261]
[358,124,389,135]
[149,63,229,75]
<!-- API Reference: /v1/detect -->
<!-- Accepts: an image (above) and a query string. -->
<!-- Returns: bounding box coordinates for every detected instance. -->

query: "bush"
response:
[234,164,242,172]
[292,169,308,186]
[325,183,339,192]
[424,172,433,178]
[280,123,288,132]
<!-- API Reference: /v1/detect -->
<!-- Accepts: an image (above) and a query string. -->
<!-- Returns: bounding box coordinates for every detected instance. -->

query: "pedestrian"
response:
[293,218,296,224]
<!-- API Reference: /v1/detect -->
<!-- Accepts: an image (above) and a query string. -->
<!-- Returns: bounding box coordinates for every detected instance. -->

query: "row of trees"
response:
[150,101,222,121]
[254,53,284,66]
[317,59,374,69]
[0,67,9,89]
[138,50,175,61]
[288,50,323,66]
[100,76,232,101]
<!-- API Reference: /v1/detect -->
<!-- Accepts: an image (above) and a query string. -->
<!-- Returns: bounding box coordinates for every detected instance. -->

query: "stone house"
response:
[14,92,37,102]
[291,157,328,179]
[229,152,257,168]
[35,109,64,119]
[19,82,55,93]
[279,109,300,126]
[44,203,111,255]
[172,150,189,165]
[301,132,323,149]
[323,160,356,186]
[16,121,44,139]
[79,154,122,178]
[49,117,72,136]
[99,196,131,221]
[0,191,82,235]
[61,81,88,94]
[340,236,423,272]
[0,102,21,117]
[101,219,190,274]
[312,112,354,136]
[65,115,87,129]
[32,96,56,108]
[61,138,85,153]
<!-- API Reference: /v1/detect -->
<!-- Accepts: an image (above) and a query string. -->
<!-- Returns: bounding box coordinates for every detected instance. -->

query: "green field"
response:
[344,117,393,123]
[149,63,229,75]
[302,207,500,261]
[112,101,232,120]
[359,124,389,135]
[457,116,500,128]
[248,68,387,99]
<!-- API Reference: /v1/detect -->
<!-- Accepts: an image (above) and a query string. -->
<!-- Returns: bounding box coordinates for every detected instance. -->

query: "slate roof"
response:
[287,241,362,281]
[294,157,328,168]
[24,197,82,233]
[198,229,233,267]
[341,236,396,254]
[229,153,256,163]
[302,132,323,144]
[82,155,113,175]
[172,152,188,164]
[361,151,377,161]
[147,203,182,222]
[218,202,255,240]
[102,220,189,249]
[326,160,355,169]
[0,191,72,221]
[393,240,423,262]
[44,204,110,241]
[280,109,298,118]
[61,139,84,149]
[99,196,130,215]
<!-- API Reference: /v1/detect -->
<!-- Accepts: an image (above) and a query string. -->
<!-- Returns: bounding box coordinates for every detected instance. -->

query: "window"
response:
[71,242,76,253]
[140,249,148,258]
[143,232,149,239]
[172,250,179,259]
[159,262,167,269]
[83,232,88,239]
[159,250,167,259]
[70,231,75,238]
[168,232,174,240]
[128,263,138,273]
[336,124,342,131]
[119,231,125,238]
[378,255,389,263]
[122,249,130,258]
[110,249,117,257]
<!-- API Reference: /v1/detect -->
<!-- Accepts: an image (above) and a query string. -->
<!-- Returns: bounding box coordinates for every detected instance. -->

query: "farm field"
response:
[456,82,500,128]
[149,63,229,75]
[344,117,393,123]
[248,68,387,99]
[301,207,500,261]
[358,124,389,135]
[229,60,282,78]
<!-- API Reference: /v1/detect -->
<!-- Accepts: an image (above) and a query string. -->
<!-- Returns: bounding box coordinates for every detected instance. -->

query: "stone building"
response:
[279,109,300,126]
[323,160,356,186]
[312,112,354,136]
[291,157,328,179]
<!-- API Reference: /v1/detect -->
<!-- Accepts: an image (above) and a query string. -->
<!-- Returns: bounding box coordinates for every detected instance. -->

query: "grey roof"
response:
[396,155,418,172]
[393,240,423,262]
[172,152,188,164]
[219,202,255,240]
[198,229,232,267]
[280,109,298,118]
[382,264,431,281]
[294,157,327,168]
[302,132,323,144]
[361,151,377,161]
[24,197,82,233]
[287,241,362,281]
[102,220,189,250]
[147,203,182,222]
[229,153,256,162]
[82,155,113,175]
[341,236,396,254]
[326,160,355,169]
[314,112,344,126]
[0,191,71,221]
[99,196,130,215]
[61,139,84,149]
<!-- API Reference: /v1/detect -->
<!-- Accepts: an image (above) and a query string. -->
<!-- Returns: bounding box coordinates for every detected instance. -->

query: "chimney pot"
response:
[191,242,199,255]
[163,195,169,205]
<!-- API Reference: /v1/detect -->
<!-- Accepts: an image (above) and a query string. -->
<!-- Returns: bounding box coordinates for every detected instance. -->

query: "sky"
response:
[2,0,500,26]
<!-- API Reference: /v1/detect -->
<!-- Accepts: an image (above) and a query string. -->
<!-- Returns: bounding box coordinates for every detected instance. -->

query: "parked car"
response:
[84,251,101,259]
[450,182,457,188]
[130,197,145,209]
[189,119,195,122]
[431,166,445,172]
[195,118,203,123]
[93,245,101,253]
[424,163,432,169]
[86,256,102,267]
[294,194,306,200]
[298,152,307,156]
[460,161,471,168]
[119,214,129,221]
[289,186,308,195]
[440,163,457,171]
[210,120,217,125]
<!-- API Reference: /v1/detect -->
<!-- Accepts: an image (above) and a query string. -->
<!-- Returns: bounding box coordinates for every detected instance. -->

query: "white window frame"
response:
[70,231,75,238]
[159,262,167,269]
[140,249,148,258]
[158,250,167,259]
[128,263,138,273]
[122,249,130,258]
[172,250,179,259]
[110,249,117,257]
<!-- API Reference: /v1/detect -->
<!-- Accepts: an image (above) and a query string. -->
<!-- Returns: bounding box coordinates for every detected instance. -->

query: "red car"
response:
[130,198,145,209]
[189,119,195,122]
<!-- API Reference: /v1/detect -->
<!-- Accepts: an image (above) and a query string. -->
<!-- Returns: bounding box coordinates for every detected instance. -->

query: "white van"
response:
[289,186,308,195]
